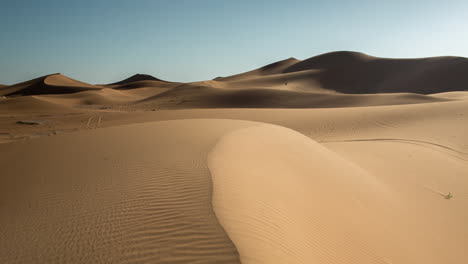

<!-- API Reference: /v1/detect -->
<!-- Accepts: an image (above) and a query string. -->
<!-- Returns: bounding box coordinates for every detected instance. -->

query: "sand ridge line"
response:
[208,124,396,264]
[0,119,272,263]
[321,138,468,161]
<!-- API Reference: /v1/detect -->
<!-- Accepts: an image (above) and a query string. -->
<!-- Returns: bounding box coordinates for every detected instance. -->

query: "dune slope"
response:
[286,51,468,94]
[215,57,300,82]
[0,119,260,264]
[217,51,468,94]
[209,124,468,264]
[108,74,170,87]
[0,73,101,96]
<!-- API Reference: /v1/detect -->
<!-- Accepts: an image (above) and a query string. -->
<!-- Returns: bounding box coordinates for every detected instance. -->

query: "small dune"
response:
[108,74,169,86]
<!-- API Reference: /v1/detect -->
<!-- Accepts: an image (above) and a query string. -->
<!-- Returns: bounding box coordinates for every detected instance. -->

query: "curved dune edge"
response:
[208,124,466,264]
[1,119,259,263]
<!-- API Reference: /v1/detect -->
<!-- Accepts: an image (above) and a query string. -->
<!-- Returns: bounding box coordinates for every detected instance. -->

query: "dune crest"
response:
[217,51,468,94]
[0,119,259,263]
[0,73,101,96]
[283,51,375,72]
[209,124,468,264]
[108,74,168,86]
[215,57,300,82]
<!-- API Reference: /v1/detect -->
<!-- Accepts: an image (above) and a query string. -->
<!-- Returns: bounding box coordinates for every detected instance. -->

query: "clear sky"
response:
[1,0,467,84]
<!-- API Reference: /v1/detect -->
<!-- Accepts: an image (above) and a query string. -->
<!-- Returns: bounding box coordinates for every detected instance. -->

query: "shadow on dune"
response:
[282,51,468,94]
[0,73,101,96]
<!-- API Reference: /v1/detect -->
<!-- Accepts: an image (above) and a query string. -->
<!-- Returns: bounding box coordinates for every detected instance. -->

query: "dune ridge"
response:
[0,73,101,96]
[3,52,468,112]
[287,51,468,94]
[218,51,468,94]
[215,57,300,82]
[209,124,468,264]
[108,74,169,86]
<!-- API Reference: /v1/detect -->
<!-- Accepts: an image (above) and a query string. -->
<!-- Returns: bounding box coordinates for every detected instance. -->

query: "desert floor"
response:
[1,51,468,263]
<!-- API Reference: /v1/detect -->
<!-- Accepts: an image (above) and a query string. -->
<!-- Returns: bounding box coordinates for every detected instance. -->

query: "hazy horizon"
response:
[2,0,468,85]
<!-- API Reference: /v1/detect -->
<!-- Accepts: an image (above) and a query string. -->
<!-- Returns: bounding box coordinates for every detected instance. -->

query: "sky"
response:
[1,0,468,85]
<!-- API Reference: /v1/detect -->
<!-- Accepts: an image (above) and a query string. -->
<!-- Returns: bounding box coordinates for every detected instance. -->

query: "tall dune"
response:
[285,51,468,94]
[218,51,468,94]
[0,73,102,96]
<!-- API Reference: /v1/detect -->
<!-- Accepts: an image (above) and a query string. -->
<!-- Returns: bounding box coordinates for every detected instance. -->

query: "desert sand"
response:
[1,51,468,263]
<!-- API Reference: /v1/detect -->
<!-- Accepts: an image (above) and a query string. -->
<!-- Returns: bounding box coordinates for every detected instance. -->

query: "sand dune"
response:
[209,124,468,264]
[108,73,168,85]
[36,88,154,107]
[0,119,256,263]
[136,84,451,109]
[110,80,179,90]
[218,51,468,94]
[0,73,102,96]
[2,51,468,263]
[0,95,76,113]
[215,57,300,82]
[288,51,468,94]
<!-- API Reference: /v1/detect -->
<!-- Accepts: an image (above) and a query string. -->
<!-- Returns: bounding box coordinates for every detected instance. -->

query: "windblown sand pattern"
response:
[1,51,468,263]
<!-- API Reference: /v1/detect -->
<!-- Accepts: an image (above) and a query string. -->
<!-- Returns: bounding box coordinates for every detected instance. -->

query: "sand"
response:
[1,51,468,263]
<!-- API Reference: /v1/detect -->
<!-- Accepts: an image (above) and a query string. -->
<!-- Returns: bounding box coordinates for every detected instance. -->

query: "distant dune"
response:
[287,51,468,94]
[108,73,168,85]
[3,51,468,99]
[218,51,468,94]
[215,57,300,82]
[0,73,102,96]
[1,51,468,263]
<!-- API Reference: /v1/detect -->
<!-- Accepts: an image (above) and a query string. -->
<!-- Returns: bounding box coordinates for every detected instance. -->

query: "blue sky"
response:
[1,0,467,84]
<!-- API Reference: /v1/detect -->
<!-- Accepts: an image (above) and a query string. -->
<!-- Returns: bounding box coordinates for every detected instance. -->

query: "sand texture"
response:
[1,51,468,263]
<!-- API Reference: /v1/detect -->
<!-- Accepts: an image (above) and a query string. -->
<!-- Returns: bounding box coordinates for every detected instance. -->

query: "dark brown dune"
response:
[284,51,374,72]
[111,80,178,90]
[218,51,468,94]
[0,73,102,96]
[284,51,468,94]
[109,74,167,86]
